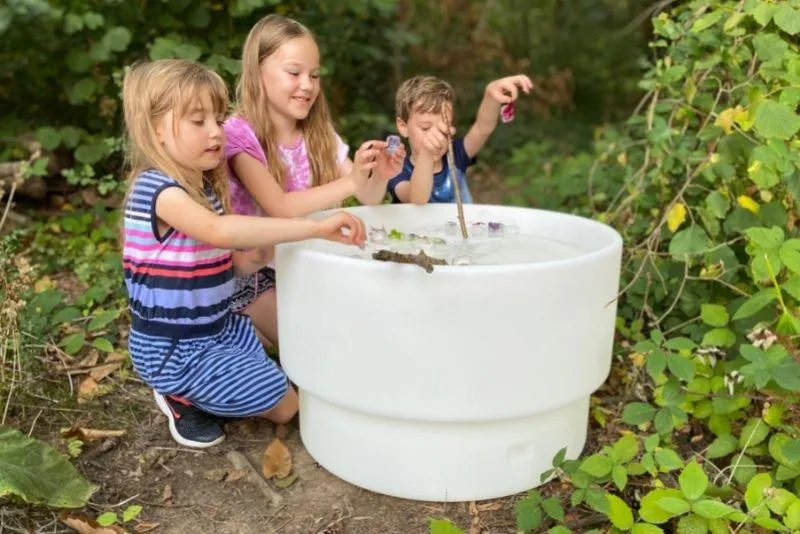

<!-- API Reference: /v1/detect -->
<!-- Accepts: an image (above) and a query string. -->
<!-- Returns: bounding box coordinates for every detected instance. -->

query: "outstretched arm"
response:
[230,140,382,218]
[154,186,366,250]
[463,74,533,158]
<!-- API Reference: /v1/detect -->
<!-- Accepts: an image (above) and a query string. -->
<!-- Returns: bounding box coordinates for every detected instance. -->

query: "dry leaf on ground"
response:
[262,438,292,479]
[202,468,248,482]
[61,513,126,534]
[476,502,503,512]
[106,352,127,362]
[133,523,160,533]
[62,427,126,441]
[89,362,122,381]
[77,377,99,403]
[162,484,173,505]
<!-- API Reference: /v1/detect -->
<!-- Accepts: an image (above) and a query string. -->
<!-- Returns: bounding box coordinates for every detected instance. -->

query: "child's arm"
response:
[398,122,453,205]
[463,74,533,158]
[155,187,366,249]
[231,140,381,218]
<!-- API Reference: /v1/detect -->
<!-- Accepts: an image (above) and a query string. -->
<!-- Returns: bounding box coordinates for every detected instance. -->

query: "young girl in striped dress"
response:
[121,59,370,448]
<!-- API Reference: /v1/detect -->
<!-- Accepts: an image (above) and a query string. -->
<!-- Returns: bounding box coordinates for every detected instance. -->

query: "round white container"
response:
[275,204,622,502]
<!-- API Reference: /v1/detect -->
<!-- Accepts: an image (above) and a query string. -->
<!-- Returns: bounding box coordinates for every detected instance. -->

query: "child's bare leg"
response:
[244,288,279,346]
[258,387,298,424]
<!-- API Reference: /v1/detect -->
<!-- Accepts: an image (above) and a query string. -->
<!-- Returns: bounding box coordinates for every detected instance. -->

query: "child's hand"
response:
[486,74,533,105]
[373,139,406,181]
[348,140,381,190]
[419,122,455,160]
[314,211,367,247]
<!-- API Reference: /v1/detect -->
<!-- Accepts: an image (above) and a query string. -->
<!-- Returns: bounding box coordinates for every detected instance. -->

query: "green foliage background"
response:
[13,1,800,533]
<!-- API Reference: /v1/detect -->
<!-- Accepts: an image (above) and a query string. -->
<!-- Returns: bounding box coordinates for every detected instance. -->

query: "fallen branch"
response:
[372,249,448,273]
[227,450,284,507]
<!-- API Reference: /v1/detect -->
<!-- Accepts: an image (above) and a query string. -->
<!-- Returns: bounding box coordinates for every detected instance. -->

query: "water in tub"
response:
[307,220,583,266]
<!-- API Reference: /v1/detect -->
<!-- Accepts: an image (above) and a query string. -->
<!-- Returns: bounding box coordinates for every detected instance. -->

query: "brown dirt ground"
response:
[21,382,522,534]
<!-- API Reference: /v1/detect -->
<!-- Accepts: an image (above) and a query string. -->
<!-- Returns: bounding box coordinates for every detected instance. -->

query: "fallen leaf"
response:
[226,469,249,482]
[161,485,173,505]
[134,523,160,533]
[262,438,292,479]
[90,362,122,382]
[60,513,126,534]
[202,468,228,482]
[78,377,99,403]
[106,352,127,363]
[477,502,503,512]
[273,473,298,488]
[62,427,126,441]
[79,350,101,368]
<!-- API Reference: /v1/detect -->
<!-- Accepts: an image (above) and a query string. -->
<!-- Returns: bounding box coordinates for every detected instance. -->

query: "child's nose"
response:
[209,121,223,138]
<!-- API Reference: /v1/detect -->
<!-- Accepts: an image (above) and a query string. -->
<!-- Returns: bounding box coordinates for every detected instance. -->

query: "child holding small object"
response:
[120,59,367,447]
[224,14,405,344]
[387,74,532,205]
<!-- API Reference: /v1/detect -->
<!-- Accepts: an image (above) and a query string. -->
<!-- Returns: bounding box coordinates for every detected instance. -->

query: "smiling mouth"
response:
[292,96,311,105]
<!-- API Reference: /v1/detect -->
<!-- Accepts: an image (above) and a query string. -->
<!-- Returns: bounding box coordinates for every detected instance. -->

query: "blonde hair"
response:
[235,14,339,190]
[395,75,456,122]
[122,59,231,215]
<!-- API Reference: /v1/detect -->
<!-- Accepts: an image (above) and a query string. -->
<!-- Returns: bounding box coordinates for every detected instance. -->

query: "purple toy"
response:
[386,135,402,154]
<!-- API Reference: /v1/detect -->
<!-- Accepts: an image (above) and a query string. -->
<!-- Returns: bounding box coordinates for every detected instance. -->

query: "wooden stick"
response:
[441,107,468,240]
[227,450,284,507]
[446,141,468,239]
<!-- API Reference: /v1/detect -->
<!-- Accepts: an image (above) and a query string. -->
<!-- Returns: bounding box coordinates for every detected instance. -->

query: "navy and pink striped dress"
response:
[123,169,288,417]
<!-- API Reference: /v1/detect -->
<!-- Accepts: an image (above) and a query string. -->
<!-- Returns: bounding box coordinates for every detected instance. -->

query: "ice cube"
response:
[470,222,487,237]
[369,226,387,244]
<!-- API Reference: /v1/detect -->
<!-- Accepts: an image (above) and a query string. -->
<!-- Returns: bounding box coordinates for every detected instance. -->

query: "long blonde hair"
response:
[236,14,339,190]
[122,59,231,215]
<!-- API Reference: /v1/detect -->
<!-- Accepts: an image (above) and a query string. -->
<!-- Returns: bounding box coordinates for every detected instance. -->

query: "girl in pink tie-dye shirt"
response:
[224,14,404,345]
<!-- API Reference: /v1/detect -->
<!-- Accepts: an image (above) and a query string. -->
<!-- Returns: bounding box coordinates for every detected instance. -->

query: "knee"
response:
[263,387,298,424]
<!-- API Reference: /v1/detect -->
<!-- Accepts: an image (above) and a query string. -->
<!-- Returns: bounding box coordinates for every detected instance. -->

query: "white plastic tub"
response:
[275,204,622,502]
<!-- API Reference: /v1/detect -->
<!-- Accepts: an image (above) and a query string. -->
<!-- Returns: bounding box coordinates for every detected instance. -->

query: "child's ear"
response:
[396,118,409,138]
[155,120,165,144]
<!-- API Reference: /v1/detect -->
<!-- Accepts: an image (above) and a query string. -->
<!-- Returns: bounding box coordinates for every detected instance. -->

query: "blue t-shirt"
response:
[387,137,476,204]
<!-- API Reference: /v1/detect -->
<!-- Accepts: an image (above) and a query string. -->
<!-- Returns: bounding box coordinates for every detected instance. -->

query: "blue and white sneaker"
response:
[153,391,225,448]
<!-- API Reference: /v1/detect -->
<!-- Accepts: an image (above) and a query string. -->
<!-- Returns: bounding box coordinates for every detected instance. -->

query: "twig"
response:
[89,494,140,509]
[26,409,43,437]
[442,108,468,239]
[372,249,448,273]
[227,450,284,508]
[653,260,690,327]
[150,446,207,454]
[0,180,18,234]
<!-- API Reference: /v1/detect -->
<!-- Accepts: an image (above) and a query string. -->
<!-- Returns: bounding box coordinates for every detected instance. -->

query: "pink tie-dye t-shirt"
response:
[223,115,349,216]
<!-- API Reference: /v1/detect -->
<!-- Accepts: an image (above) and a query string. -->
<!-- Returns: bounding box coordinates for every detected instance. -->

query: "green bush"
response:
[483,0,800,532]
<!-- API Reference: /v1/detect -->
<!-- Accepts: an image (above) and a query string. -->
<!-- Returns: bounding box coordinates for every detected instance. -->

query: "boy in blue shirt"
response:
[387,74,532,205]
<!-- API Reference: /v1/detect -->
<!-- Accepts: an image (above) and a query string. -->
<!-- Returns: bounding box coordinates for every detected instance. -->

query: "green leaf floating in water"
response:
[0,426,97,508]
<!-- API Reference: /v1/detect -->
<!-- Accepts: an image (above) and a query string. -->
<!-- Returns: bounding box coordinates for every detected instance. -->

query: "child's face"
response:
[157,92,224,177]
[260,35,321,124]
[397,102,453,160]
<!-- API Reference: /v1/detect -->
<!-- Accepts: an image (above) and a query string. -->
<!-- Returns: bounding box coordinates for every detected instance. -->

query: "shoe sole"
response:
[153,391,225,449]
